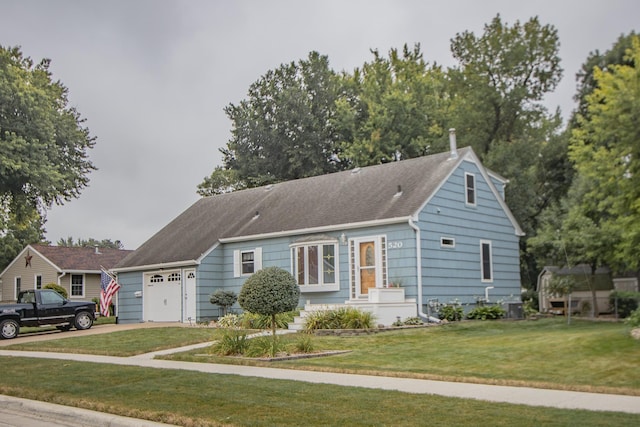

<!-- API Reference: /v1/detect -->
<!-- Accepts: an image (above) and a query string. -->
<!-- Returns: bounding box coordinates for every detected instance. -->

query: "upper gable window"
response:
[465,172,476,206]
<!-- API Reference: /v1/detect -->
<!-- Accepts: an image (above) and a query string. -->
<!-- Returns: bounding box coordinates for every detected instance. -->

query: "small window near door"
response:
[35,275,42,289]
[71,274,84,297]
[15,277,21,299]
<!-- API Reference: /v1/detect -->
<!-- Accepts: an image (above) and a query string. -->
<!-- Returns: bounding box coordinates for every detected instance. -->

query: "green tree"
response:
[336,44,449,166]
[0,196,45,269]
[569,36,640,271]
[0,46,95,260]
[218,52,342,188]
[0,46,96,208]
[197,166,246,196]
[56,237,124,249]
[238,267,299,340]
[573,31,637,120]
[448,14,563,156]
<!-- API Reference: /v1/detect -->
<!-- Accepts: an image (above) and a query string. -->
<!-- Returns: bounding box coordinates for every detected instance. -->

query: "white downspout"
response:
[409,217,441,323]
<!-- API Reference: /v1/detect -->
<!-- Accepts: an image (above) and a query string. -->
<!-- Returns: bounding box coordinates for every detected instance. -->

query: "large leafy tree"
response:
[218,51,342,189]
[448,14,563,156]
[0,46,96,267]
[569,36,640,271]
[335,44,449,166]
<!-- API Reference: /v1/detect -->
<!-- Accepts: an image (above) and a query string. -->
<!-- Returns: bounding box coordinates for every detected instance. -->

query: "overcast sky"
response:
[1,0,638,249]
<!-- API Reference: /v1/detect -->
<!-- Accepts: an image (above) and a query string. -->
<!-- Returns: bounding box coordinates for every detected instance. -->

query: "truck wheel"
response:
[74,311,93,330]
[0,319,20,339]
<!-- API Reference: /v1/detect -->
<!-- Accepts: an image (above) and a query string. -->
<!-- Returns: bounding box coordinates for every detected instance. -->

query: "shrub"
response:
[240,311,297,330]
[626,308,640,328]
[238,267,300,338]
[304,307,375,331]
[217,313,240,328]
[439,304,464,321]
[467,305,506,320]
[210,329,248,355]
[294,335,315,353]
[245,336,287,358]
[44,283,68,299]
[209,290,238,316]
[610,291,640,318]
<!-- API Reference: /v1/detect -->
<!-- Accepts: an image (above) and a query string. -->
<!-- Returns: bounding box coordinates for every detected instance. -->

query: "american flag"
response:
[100,269,121,317]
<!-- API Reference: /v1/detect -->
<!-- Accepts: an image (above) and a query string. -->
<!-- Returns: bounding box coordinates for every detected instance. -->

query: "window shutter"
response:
[254,247,262,271]
[233,250,240,278]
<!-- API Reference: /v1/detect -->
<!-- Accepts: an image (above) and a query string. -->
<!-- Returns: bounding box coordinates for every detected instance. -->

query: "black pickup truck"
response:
[0,289,96,339]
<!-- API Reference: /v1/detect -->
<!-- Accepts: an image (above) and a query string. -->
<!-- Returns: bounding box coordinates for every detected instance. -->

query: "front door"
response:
[182,270,196,323]
[359,241,377,295]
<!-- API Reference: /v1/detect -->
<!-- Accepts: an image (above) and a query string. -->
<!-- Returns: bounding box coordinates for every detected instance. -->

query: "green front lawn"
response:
[2,318,639,426]
[0,357,638,427]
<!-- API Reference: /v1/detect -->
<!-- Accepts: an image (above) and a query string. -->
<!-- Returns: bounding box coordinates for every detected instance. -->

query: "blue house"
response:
[113,132,524,325]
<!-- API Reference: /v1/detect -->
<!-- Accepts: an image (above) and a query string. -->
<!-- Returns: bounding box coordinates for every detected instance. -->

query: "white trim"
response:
[465,172,477,206]
[219,217,410,244]
[480,240,493,283]
[112,260,198,273]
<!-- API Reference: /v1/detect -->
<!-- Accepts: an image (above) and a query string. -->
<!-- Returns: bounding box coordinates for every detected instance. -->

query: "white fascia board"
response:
[218,217,411,244]
[111,260,199,273]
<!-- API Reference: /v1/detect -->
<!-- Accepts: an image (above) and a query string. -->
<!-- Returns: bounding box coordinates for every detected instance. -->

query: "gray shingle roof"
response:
[116,148,475,269]
[31,244,133,271]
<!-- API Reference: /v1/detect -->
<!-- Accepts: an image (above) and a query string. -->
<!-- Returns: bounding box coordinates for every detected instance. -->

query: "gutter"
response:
[112,260,199,274]
[408,216,440,323]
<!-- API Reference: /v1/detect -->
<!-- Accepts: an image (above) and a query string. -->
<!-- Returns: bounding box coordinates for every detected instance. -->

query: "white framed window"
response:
[465,172,476,206]
[441,237,455,248]
[15,277,21,299]
[291,240,339,292]
[71,274,84,297]
[233,248,262,277]
[480,240,493,282]
[35,275,42,289]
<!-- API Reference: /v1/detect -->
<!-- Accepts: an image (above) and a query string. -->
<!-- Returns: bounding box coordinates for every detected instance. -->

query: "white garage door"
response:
[144,271,182,322]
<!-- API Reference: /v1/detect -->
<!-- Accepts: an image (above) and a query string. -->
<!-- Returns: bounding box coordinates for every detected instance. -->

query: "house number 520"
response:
[388,241,403,249]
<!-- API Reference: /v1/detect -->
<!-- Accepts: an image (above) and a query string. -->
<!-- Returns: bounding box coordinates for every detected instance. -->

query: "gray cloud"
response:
[1,0,638,248]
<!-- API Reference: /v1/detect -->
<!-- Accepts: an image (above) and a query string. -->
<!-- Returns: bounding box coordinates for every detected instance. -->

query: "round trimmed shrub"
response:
[238,267,300,338]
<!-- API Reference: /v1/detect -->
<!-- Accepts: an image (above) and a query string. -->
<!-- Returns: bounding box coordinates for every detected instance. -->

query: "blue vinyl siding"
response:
[116,271,143,323]
[419,160,521,309]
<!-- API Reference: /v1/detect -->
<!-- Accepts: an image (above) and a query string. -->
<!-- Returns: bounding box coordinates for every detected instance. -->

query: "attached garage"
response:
[143,271,182,322]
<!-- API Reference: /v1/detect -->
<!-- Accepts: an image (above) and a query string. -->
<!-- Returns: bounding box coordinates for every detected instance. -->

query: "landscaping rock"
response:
[631,328,640,340]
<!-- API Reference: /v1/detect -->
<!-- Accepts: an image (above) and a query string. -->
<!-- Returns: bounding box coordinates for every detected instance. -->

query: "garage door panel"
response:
[144,271,181,322]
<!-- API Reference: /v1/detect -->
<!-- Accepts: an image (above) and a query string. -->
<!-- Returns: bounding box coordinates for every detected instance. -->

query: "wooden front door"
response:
[359,241,376,295]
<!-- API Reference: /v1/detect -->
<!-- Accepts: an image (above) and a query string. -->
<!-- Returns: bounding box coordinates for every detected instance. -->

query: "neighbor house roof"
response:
[116,147,522,269]
[29,244,133,272]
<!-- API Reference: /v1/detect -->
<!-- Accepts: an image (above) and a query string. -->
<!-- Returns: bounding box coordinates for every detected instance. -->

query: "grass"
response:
[0,357,639,427]
[6,327,220,356]
[2,318,639,425]
[164,319,640,395]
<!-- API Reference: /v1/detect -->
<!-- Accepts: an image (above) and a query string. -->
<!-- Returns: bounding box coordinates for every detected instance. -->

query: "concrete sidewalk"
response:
[1,344,639,416]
